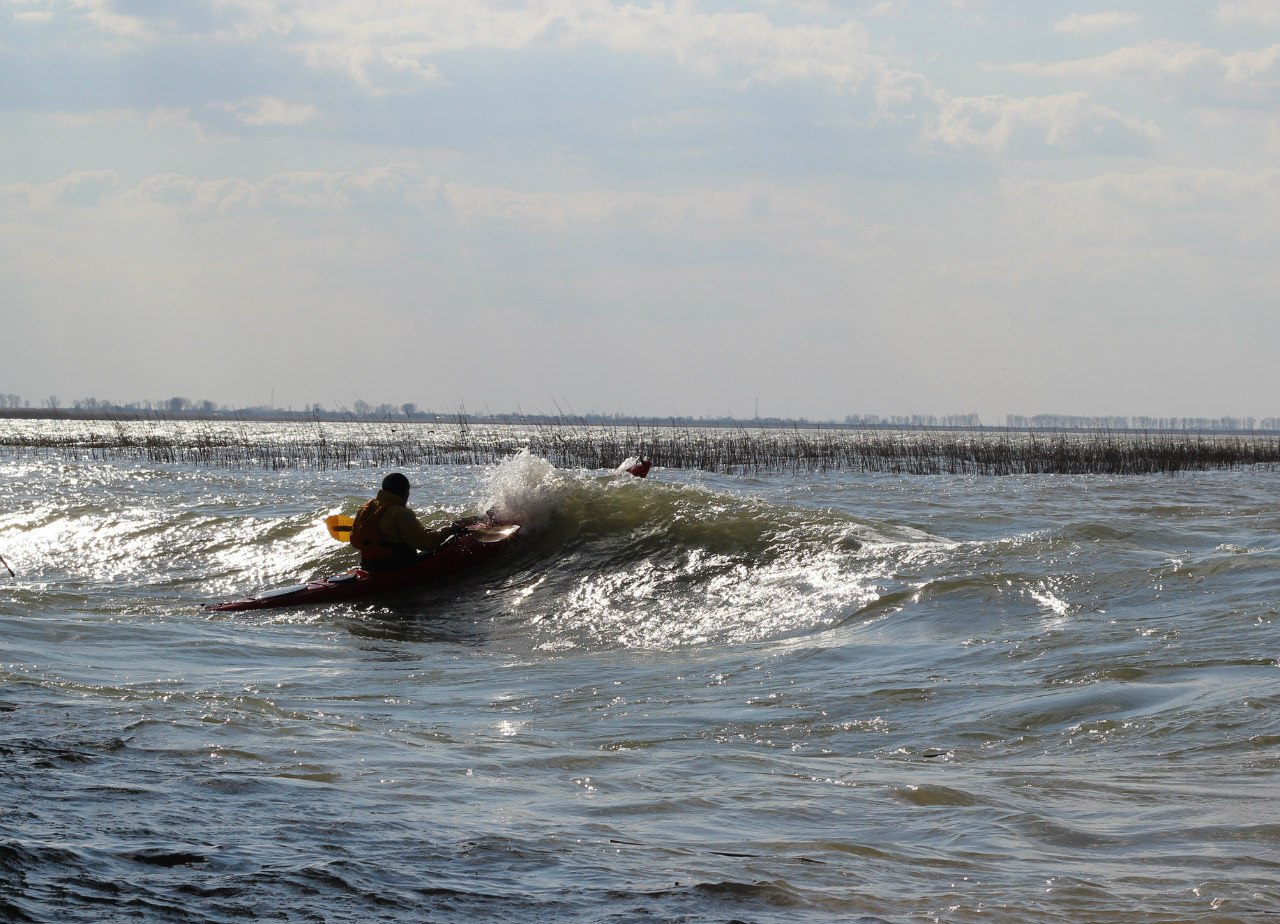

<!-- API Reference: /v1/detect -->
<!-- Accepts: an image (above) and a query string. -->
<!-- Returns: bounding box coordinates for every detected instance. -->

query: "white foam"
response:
[479,449,569,528]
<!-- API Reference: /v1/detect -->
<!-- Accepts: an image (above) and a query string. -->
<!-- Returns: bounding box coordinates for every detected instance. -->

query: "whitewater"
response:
[1,446,1277,923]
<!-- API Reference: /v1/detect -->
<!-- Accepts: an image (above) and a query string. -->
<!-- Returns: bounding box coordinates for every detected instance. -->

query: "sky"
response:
[1,0,1278,424]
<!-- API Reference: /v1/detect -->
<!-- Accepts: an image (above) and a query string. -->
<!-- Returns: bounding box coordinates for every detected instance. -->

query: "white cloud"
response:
[997,166,1280,251]
[0,170,122,209]
[925,92,1160,158]
[1030,165,1280,210]
[43,108,137,128]
[875,67,934,119]
[867,0,909,17]
[48,0,155,37]
[5,1,1279,421]
[1053,12,1141,36]
[37,1,882,95]
[226,97,323,127]
[1,166,866,242]
[1004,41,1280,105]
[145,107,208,140]
[866,0,989,24]
[1215,1,1280,27]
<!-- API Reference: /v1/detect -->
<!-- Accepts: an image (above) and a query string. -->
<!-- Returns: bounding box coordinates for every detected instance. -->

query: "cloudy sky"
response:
[2,1,1278,423]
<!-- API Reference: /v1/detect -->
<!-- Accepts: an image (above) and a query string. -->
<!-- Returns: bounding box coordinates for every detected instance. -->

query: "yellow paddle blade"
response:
[324,514,355,542]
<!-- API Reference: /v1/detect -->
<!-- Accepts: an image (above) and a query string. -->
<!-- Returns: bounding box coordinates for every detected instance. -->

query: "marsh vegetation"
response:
[4,415,1280,476]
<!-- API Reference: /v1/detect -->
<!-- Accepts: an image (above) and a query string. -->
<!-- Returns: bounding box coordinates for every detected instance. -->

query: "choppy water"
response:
[1,447,1278,923]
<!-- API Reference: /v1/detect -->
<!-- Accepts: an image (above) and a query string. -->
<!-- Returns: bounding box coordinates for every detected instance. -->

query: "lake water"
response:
[1,443,1277,922]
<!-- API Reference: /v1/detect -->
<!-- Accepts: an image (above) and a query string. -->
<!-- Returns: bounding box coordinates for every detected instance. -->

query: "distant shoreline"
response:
[1,408,1276,437]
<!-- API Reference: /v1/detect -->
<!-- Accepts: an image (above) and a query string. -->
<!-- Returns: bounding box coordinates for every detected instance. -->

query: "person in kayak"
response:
[349,472,454,570]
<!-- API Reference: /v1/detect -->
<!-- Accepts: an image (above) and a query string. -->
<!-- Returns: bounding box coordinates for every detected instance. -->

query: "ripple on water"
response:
[3,459,1280,922]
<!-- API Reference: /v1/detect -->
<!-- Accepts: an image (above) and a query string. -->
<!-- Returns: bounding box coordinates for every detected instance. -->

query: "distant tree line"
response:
[844,413,983,428]
[1004,414,1275,432]
[3,394,1280,432]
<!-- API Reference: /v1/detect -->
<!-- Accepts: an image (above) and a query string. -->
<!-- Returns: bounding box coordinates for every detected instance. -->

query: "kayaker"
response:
[349,472,452,570]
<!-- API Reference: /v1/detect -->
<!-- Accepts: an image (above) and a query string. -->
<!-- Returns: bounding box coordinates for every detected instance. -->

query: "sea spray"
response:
[480,449,571,529]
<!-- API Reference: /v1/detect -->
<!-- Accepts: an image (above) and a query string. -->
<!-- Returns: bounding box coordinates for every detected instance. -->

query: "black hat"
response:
[382,472,410,497]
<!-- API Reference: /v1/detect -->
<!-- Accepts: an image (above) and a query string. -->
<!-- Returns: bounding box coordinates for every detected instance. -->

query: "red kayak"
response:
[207,521,521,613]
[623,458,651,478]
[208,458,651,613]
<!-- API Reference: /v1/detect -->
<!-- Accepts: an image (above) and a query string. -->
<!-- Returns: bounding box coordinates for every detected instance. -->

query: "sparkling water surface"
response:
[1,443,1277,923]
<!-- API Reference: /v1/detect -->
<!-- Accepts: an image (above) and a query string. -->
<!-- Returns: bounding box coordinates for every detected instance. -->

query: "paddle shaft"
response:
[0,552,13,578]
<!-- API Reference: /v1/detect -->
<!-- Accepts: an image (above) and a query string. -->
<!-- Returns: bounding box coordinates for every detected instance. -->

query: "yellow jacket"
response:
[350,489,443,565]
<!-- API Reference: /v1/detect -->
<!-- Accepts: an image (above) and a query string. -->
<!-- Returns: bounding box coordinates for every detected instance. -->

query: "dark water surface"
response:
[1,450,1277,922]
